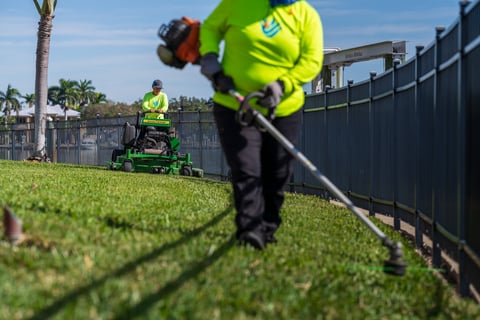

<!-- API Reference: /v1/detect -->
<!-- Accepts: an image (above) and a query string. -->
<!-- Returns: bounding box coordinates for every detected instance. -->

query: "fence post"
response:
[20,132,25,160]
[393,59,401,231]
[177,108,183,144]
[10,124,15,161]
[457,0,470,298]
[55,119,60,161]
[414,45,425,250]
[346,79,354,199]
[432,25,446,270]
[49,118,57,163]
[197,109,204,170]
[368,71,376,217]
[77,118,81,165]
[96,113,100,166]
[323,85,330,199]
[117,113,122,146]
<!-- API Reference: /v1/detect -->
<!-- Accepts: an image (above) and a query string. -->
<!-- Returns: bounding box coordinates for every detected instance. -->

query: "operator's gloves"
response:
[258,80,285,108]
[200,53,235,94]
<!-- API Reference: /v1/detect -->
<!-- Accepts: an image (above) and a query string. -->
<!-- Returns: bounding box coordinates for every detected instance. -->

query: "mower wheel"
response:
[123,161,133,172]
[181,165,192,176]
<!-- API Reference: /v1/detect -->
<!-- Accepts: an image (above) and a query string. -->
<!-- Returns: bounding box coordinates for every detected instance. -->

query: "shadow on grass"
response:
[113,234,236,320]
[27,204,234,320]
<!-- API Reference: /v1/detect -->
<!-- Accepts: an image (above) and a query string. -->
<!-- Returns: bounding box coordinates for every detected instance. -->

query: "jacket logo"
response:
[262,18,281,37]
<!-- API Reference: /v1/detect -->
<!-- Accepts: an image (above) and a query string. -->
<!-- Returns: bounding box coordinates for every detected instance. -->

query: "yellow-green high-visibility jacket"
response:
[142,92,169,113]
[199,0,324,117]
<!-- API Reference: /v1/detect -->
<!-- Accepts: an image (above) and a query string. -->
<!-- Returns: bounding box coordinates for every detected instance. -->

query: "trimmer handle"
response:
[229,90,276,127]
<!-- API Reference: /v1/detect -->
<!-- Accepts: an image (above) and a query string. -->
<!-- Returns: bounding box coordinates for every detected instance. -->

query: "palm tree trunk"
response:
[33,15,53,158]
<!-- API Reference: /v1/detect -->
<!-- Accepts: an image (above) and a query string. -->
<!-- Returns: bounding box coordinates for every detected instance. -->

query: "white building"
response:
[15,105,81,121]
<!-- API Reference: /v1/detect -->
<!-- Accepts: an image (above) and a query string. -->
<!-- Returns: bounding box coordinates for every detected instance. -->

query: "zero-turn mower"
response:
[108,112,204,177]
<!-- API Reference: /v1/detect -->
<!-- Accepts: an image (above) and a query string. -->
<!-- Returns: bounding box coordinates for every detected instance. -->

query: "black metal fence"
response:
[1,0,478,300]
[292,0,480,299]
[0,111,230,180]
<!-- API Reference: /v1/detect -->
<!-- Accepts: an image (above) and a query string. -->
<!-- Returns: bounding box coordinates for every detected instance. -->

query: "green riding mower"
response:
[108,112,204,177]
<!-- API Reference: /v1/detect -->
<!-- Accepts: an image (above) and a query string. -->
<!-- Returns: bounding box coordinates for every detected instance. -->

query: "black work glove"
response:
[200,53,222,79]
[212,71,235,94]
[200,53,235,94]
[258,80,284,108]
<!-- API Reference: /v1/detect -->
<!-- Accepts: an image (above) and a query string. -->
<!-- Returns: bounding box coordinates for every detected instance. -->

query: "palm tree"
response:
[76,79,96,108]
[22,93,35,109]
[0,84,22,125]
[92,92,107,104]
[48,79,80,119]
[31,0,57,160]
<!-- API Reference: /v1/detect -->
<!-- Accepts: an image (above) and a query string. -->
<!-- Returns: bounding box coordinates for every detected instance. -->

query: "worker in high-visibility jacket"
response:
[142,79,169,119]
[199,0,324,250]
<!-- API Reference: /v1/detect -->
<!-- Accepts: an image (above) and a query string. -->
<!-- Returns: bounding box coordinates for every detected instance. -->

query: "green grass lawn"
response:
[0,160,478,319]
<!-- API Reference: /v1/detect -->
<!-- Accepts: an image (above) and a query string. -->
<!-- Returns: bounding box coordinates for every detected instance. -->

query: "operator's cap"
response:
[152,79,163,89]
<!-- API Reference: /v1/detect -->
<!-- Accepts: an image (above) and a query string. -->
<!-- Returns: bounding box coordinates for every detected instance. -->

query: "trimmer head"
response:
[383,241,407,276]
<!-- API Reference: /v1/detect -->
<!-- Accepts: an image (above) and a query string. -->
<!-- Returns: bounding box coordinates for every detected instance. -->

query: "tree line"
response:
[0,79,106,124]
[82,96,214,119]
[0,79,214,124]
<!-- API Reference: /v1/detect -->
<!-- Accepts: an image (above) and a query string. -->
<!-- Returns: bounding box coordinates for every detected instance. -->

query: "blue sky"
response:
[0,0,465,105]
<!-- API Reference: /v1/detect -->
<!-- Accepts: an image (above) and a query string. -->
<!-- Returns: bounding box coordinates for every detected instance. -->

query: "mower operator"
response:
[142,79,169,119]
[199,0,324,250]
